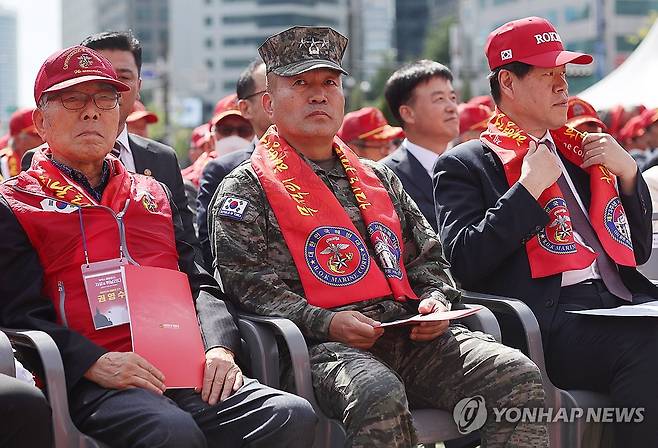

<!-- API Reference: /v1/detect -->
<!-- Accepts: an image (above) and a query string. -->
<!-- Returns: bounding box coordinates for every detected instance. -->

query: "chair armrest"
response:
[0,330,16,376]
[2,328,94,448]
[459,291,567,411]
[236,313,321,412]
[455,303,502,342]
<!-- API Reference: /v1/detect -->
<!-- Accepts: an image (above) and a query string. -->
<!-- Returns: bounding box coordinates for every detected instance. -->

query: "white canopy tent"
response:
[580,20,658,110]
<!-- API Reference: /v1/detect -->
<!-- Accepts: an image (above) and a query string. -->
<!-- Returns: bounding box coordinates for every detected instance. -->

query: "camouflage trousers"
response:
[284,325,548,448]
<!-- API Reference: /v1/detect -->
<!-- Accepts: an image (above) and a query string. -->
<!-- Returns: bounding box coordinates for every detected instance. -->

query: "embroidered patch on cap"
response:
[219,196,249,220]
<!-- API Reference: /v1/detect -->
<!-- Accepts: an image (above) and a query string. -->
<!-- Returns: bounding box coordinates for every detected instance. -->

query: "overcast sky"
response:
[1,0,61,108]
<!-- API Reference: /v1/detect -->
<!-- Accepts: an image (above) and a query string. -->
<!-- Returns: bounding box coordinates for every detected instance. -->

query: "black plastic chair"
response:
[237,303,502,448]
[2,328,108,448]
[461,291,612,448]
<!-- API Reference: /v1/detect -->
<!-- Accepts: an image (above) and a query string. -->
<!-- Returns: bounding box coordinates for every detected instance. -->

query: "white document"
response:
[566,301,658,317]
[376,305,483,328]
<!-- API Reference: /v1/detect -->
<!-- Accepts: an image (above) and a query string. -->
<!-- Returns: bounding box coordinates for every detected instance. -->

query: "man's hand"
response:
[328,311,384,350]
[199,347,243,405]
[519,140,562,200]
[581,133,637,194]
[84,352,166,394]
[410,299,450,341]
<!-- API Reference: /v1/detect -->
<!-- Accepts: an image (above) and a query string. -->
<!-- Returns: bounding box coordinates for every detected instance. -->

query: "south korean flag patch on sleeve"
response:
[219,196,250,220]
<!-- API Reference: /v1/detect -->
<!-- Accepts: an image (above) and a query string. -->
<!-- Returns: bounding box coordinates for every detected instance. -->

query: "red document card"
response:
[124,265,205,389]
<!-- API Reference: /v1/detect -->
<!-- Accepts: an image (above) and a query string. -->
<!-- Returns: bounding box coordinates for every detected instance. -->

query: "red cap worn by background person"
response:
[458,103,492,134]
[566,97,607,131]
[210,94,243,127]
[337,107,403,143]
[640,108,658,128]
[467,95,495,111]
[190,124,212,148]
[619,115,646,142]
[34,46,130,104]
[485,16,593,70]
[126,100,158,124]
[0,134,9,150]
[9,108,37,137]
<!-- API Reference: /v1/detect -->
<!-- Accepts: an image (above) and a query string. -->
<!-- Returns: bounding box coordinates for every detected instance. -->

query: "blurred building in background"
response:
[457,0,658,97]
[395,0,457,62]
[0,5,17,133]
[170,0,348,120]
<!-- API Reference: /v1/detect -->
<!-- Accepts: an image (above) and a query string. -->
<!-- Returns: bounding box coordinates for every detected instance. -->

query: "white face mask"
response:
[215,135,251,157]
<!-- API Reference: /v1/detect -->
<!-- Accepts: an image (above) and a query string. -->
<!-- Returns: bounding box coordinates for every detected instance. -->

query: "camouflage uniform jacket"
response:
[209,152,461,342]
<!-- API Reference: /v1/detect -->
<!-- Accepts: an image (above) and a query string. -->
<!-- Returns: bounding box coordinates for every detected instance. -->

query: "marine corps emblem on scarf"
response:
[480,111,635,278]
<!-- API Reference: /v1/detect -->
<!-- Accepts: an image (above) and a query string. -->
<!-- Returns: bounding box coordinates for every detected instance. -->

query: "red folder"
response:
[124,265,205,389]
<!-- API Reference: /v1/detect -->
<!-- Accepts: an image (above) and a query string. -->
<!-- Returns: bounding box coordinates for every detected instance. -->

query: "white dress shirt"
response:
[403,139,440,177]
[115,126,136,173]
[533,132,601,286]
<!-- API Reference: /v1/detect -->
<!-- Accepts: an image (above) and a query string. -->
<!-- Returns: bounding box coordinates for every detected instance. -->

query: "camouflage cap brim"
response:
[272,59,348,77]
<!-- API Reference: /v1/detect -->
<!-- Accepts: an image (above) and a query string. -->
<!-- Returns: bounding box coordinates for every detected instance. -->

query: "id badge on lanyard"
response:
[82,258,130,330]
[78,202,133,330]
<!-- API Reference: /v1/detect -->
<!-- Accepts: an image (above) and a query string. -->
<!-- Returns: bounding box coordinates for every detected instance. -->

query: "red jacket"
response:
[0,150,179,352]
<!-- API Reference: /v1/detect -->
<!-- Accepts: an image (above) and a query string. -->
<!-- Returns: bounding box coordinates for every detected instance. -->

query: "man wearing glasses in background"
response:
[197,60,272,271]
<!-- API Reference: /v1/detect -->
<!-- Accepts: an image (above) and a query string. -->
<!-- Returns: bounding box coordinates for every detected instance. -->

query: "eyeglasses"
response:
[51,91,120,111]
[214,124,253,139]
[241,90,266,101]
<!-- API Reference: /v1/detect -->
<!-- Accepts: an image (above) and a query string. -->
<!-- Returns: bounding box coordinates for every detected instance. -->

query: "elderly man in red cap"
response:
[0,45,315,448]
[125,100,158,138]
[0,108,44,179]
[337,106,402,161]
[435,16,658,446]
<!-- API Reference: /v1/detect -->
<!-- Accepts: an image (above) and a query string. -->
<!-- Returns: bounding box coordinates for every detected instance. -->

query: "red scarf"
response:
[28,148,131,208]
[251,127,417,308]
[480,111,635,278]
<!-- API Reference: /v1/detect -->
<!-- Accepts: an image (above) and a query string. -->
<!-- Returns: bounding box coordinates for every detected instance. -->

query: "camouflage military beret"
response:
[258,26,349,77]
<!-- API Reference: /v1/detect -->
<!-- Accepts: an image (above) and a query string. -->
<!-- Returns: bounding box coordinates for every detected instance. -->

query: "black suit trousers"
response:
[546,282,658,447]
[69,377,316,448]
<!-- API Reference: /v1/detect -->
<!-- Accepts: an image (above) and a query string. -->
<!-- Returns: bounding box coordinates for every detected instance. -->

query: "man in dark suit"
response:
[197,60,272,270]
[23,31,199,257]
[434,16,658,446]
[382,60,459,233]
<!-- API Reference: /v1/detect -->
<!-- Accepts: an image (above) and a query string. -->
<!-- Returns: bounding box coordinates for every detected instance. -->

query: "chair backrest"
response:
[0,331,16,377]
[637,212,658,280]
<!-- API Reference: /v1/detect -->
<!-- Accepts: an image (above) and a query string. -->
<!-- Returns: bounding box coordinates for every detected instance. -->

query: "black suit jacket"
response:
[433,140,658,348]
[196,146,254,270]
[382,145,437,232]
[22,135,200,261]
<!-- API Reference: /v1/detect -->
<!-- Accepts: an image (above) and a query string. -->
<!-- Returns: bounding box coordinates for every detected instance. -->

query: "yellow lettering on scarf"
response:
[599,166,613,185]
[283,178,315,215]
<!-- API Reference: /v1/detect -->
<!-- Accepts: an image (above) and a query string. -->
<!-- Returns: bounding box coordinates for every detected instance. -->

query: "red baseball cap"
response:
[34,46,130,104]
[485,17,593,71]
[467,95,495,111]
[619,115,646,141]
[458,103,492,134]
[190,124,212,148]
[566,97,606,131]
[126,100,158,124]
[210,94,243,126]
[640,108,658,128]
[9,108,37,137]
[337,107,403,143]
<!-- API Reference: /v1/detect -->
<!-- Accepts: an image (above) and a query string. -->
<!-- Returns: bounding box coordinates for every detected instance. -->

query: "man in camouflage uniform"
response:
[210,26,548,448]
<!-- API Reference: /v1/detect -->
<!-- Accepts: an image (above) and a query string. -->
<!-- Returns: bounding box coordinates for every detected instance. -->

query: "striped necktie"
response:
[112,141,123,159]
